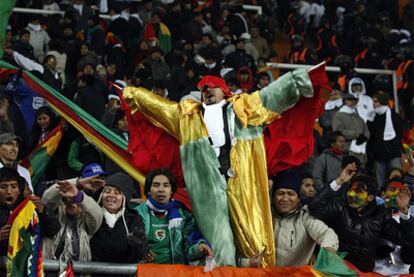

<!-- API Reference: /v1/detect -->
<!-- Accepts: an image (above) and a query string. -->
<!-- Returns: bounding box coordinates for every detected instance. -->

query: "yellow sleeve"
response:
[123,86,180,139]
[230,92,280,127]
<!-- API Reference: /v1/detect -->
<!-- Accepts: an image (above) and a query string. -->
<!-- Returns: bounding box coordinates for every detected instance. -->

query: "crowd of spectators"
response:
[0,0,413,276]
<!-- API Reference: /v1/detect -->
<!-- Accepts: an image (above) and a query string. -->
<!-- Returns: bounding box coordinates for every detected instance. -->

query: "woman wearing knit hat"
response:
[90,172,148,274]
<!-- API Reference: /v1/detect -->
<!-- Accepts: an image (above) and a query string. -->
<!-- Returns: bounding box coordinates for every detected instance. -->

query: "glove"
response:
[126,226,146,247]
[356,134,367,145]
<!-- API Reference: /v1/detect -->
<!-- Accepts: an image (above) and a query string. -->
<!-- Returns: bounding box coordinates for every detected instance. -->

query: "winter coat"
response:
[373,206,414,275]
[90,207,148,263]
[26,25,50,63]
[312,149,343,191]
[12,40,35,60]
[42,184,103,263]
[251,36,270,59]
[136,204,206,264]
[91,176,148,271]
[74,85,106,120]
[367,110,403,161]
[308,183,414,272]
[332,109,370,164]
[273,205,338,267]
[348,78,375,122]
[225,49,256,72]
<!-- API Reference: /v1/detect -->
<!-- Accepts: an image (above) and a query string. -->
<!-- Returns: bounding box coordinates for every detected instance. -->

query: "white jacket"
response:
[273,205,339,267]
[348,77,375,122]
[26,23,51,63]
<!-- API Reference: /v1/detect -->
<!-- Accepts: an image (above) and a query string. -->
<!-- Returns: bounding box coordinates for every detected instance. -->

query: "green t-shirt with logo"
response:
[148,214,172,264]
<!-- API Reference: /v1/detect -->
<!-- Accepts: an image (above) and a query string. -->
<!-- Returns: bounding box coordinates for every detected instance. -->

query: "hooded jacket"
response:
[42,183,103,270]
[90,173,148,269]
[348,78,375,122]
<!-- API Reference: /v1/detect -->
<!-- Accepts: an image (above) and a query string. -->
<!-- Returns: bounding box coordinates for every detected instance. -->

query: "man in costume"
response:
[123,63,326,267]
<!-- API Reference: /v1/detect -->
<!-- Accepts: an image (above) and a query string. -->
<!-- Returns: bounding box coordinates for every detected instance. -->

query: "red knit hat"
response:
[197,75,232,97]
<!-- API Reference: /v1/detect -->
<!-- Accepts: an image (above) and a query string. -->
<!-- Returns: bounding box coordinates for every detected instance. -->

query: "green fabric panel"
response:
[227,105,264,140]
[180,138,236,266]
[158,34,171,54]
[259,68,313,114]
[0,61,128,150]
[8,227,33,277]
[29,147,50,189]
[313,248,357,276]
[0,0,16,59]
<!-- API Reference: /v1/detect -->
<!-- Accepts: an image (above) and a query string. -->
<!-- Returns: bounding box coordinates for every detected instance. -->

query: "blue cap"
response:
[81,163,108,178]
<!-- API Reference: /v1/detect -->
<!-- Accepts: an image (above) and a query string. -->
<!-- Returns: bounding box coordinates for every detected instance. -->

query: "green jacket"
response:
[136,204,205,264]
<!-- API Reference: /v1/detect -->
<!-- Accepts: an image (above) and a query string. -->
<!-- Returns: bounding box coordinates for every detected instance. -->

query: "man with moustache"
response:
[123,63,326,267]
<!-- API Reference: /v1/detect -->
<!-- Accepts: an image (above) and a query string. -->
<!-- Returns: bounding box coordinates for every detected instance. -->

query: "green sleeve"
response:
[67,140,84,172]
[182,210,206,261]
[259,68,314,114]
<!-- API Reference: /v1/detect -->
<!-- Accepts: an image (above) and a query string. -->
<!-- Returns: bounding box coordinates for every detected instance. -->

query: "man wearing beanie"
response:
[367,92,403,189]
[270,170,338,267]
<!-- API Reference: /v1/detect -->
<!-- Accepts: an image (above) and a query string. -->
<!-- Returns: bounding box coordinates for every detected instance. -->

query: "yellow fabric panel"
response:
[123,86,181,140]
[229,92,279,127]
[44,129,63,156]
[7,201,36,258]
[48,102,146,185]
[227,137,276,267]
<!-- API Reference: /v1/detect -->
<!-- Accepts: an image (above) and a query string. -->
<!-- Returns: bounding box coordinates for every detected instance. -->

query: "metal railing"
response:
[267,63,399,113]
[0,256,137,275]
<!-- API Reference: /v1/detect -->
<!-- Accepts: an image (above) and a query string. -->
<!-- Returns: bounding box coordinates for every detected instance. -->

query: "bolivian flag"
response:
[6,197,43,277]
[21,124,64,189]
[0,60,146,186]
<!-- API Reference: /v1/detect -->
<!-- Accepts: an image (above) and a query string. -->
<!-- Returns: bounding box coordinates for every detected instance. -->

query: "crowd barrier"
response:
[0,256,138,275]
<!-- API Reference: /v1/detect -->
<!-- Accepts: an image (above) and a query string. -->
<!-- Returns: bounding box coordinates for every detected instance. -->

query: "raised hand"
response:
[29,195,44,213]
[57,180,79,199]
[396,186,411,214]
[336,162,358,186]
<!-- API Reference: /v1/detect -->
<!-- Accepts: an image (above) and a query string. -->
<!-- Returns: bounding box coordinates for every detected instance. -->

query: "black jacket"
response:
[367,110,403,161]
[308,185,414,272]
[90,208,147,264]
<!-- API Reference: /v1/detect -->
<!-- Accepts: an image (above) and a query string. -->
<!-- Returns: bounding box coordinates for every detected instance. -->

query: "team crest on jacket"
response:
[155,229,166,241]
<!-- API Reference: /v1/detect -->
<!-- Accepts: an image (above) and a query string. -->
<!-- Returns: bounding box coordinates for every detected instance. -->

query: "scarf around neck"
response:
[146,196,182,229]
[339,105,356,114]
[375,106,396,141]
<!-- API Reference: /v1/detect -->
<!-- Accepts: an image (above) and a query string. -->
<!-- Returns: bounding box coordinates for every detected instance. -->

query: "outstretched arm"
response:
[123,86,181,140]
[232,64,321,127]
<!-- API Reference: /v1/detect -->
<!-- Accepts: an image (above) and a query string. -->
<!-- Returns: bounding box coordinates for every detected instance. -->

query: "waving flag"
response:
[6,197,43,277]
[0,0,16,59]
[0,60,146,186]
[21,123,64,188]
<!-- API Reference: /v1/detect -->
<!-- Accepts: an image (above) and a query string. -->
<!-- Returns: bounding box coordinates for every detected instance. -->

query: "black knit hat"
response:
[271,170,301,197]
